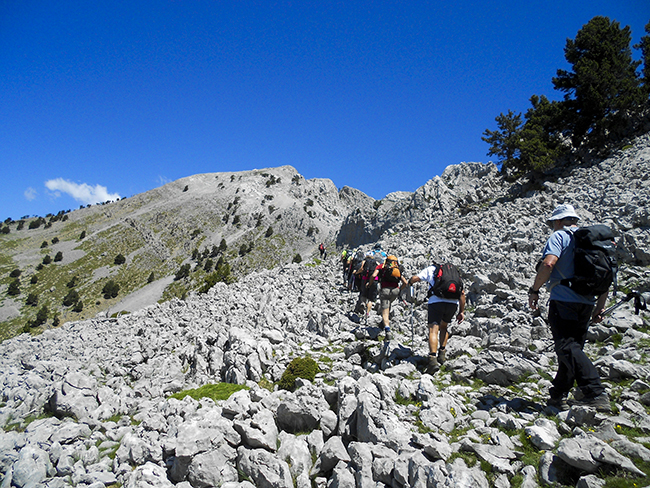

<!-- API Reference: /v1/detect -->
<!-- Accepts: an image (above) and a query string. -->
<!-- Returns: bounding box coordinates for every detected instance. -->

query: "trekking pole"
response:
[409,286,415,346]
[542,291,646,353]
[589,291,647,326]
[601,291,646,317]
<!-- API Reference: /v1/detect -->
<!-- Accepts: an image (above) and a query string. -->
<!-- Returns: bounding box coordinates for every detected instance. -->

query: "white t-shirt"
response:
[418,265,460,305]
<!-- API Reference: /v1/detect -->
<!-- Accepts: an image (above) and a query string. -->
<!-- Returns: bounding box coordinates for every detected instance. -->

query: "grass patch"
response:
[258,377,274,392]
[601,459,650,487]
[395,391,421,407]
[448,451,478,467]
[168,383,249,402]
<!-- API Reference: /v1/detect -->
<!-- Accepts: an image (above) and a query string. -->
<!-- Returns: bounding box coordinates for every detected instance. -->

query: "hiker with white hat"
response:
[529,203,611,413]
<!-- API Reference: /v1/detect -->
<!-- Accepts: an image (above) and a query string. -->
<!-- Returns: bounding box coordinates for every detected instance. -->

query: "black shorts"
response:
[361,281,378,301]
[427,302,458,325]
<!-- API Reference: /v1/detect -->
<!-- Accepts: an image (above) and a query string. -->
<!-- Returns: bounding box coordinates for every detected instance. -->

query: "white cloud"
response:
[45,178,120,205]
[24,187,37,201]
[157,175,171,186]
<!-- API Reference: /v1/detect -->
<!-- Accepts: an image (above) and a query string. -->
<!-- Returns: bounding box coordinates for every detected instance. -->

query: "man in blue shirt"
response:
[529,204,611,412]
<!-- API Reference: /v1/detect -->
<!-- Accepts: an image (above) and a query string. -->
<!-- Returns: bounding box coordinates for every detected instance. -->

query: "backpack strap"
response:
[547,229,573,292]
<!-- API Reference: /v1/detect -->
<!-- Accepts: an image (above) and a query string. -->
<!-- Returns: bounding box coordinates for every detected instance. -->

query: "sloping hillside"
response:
[0,166,372,340]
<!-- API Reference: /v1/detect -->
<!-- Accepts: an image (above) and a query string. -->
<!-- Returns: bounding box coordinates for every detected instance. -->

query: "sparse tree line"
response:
[3,233,131,330]
[2,196,128,231]
[173,238,235,293]
[483,17,650,174]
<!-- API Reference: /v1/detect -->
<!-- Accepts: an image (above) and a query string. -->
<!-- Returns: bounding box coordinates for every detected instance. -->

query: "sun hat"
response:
[546,204,580,224]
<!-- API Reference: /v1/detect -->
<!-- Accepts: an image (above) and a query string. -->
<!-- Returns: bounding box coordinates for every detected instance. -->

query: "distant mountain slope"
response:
[0,166,371,340]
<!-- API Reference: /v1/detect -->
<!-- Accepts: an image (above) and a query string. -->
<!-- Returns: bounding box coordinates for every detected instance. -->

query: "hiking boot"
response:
[574,393,612,413]
[384,330,392,341]
[425,355,439,374]
[547,395,569,411]
[437,349,446,365]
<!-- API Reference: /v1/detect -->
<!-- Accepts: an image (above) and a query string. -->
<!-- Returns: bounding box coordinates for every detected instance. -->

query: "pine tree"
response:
[518,95,568,172]
[481,110,523,171]
[33,305,48,326]
[552,16,644,149]
[634,21,650,99]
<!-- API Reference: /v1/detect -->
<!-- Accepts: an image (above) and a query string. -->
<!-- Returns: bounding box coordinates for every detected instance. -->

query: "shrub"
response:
[52,237,59,244]
[26,293,38,306]
[33,305,48,326]
[102,280,120,299]
[0,226,9,234]
[114,254,126,265]
[174,264,191,281]
[79,230,86,240]
[66,276,78,288]
[7,280,20,296]
[54,251,63,262]
[293,254,302,263]
[183,185,189,192]
[265,226,274,238]
[42,255,52,265]
[73,300,84,313]
[63,289,79,306]
[279,357,319,391]
[199,261,234,293]
[30,275,38,285]
[41,241,48,248]
[9,269,21,278]
[147,272,155,283]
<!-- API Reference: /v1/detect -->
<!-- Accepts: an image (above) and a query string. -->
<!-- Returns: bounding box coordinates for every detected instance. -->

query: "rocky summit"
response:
[1,133,650,488]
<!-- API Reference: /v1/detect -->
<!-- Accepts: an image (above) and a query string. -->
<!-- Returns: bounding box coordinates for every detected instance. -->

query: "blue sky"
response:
[1,1,649,221]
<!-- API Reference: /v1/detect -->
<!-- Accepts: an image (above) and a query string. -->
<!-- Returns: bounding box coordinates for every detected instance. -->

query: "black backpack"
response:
[561,225,617,296]
[351,251,365,272]
[427,263,464,299]
[362,256,378,279]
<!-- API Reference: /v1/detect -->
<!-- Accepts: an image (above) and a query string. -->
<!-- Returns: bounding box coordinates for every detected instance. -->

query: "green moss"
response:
[279,357,319,391]
[168,383,249,402]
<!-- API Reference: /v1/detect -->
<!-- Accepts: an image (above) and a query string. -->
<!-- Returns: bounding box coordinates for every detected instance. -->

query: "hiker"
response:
[371,255,408,340]
[529,204,611,412]
[355,252,379,321]
[319,243,326,259]
[348,250,365,292]
[341,249,350,283]
[405,262,465,373]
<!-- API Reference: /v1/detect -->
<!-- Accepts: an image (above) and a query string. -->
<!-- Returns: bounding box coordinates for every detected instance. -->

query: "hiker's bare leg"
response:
[439,321,449,349]
[428,323,439,354]
[381,307,390,329]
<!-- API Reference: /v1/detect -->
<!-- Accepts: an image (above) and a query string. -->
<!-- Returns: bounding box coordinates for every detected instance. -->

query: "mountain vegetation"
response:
[483,16,650,174]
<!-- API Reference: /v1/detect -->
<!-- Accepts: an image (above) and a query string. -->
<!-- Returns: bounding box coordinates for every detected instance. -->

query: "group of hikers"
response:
[332,203,617,412]
[339,245,465,374]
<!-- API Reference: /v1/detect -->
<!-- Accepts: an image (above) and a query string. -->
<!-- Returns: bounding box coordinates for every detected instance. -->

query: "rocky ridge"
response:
[1,135,650,487]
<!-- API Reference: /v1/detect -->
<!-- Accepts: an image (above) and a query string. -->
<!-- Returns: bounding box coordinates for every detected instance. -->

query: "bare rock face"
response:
[1,134,650,487]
